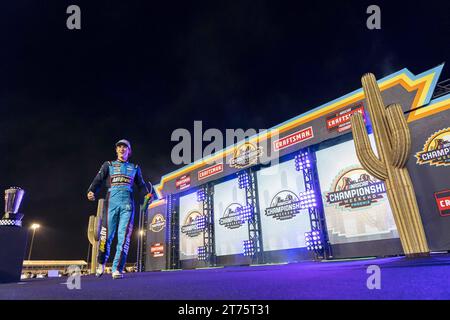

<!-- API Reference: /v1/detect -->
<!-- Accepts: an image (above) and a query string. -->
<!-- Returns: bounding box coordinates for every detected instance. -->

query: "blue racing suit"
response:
[88,160,149,273]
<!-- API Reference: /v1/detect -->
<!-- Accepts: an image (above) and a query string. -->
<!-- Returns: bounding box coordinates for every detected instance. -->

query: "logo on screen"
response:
[230,142,263,169]
[180,210,204,237]
[265,190,301,220]
[326,167,386,209]
[219,203,246,229]
[415,128,450,167]
[150,213,166,233]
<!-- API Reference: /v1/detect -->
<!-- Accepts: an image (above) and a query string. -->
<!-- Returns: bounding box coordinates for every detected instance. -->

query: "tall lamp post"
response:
[137,229,145,272]
[28,223,40,260]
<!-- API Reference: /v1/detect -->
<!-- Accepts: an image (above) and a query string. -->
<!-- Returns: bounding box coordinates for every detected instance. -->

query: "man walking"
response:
[87,139,151,279]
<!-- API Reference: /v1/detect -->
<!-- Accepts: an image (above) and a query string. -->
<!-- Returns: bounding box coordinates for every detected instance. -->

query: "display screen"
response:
[316,135,399,244]
[179,190,205,260]
[213,177,249,256]
[257,159,311,251]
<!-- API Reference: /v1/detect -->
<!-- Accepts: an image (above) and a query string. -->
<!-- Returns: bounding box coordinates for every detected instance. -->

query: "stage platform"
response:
[1,253,450,300]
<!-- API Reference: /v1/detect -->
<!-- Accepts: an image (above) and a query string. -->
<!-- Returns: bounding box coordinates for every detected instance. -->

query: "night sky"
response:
[1,1,448,261]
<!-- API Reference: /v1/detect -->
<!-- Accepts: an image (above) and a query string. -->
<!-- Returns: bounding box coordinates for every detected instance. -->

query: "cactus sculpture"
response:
[350,73,429,257]
[87,199,104,274]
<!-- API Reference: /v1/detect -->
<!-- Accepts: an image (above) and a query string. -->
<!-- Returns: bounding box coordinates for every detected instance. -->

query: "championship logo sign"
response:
[434,190,450,217]
[326,103,365,133]
[265,190,301,221]
[326,166,386,209]
[230,142,263,169]
[415,128,450,167]
[180,210,204,237]
[219,203,246,229]
[150,213,166,232]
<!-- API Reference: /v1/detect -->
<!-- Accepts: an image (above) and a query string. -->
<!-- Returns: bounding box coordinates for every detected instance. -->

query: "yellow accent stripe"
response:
[408,96,450,123]
[149,199,166,209]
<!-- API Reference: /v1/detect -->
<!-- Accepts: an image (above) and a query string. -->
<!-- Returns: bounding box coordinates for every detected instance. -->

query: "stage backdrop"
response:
[316,135,402,258]
[179,190,205,261]
[407,105,450,251]
[213,177,249,260]
[145,202,167,271]
[256,159,311,253]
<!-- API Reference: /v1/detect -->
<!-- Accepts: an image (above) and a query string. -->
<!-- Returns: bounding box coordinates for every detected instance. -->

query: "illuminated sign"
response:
[434,190,450,216]
[150,213,165,232]
[219,203,246,229]
[176,175,191,190]
[273,127,314,152]
[230,142,263,169]
[265,190,301,221]
[180,210,204,237]
[416,128,450,167]
[326,103,365,133]
[150,243,164,257]
[326,167,386,209]
[198,163,224,181]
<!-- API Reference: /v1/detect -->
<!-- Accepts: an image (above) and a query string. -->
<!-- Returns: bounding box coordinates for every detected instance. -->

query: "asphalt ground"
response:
[1,254,450,300]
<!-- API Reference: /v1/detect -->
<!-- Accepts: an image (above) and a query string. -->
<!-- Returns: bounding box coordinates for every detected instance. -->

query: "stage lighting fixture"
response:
[197,246,207,260]
[239,205,253,221]
[305,230,323,252]
[195,215,207,230]
[298,189,317,209]
[295,152,311,172]
[238,171,250,189]
[243,239,256,256]
[197,189,206,202]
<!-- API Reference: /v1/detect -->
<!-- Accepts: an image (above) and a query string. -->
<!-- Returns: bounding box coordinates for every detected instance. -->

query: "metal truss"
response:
[166,193,180,269]
[303,149,332,260]
[246,168,264,264]
[201,183,216,266]
[432,79,450,99]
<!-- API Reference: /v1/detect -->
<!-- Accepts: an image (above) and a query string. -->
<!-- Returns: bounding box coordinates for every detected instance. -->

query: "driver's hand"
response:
[87,191,96,201]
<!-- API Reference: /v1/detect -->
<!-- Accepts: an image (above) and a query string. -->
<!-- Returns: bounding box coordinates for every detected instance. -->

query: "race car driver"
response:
[87,139,151,279]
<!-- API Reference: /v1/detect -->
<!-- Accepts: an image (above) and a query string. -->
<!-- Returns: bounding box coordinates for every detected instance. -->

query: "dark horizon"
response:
[1,0,448,261]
